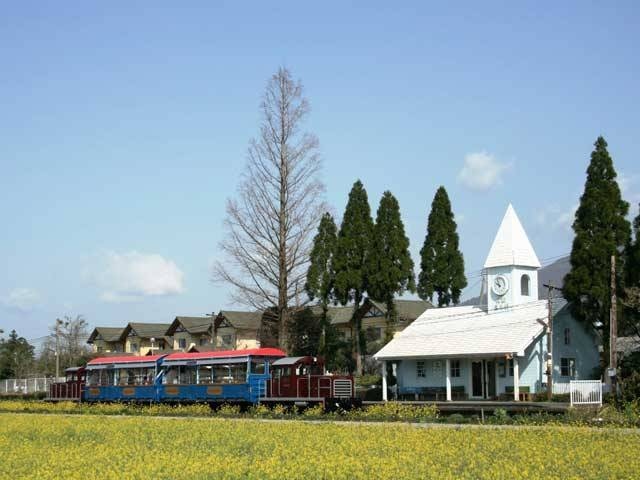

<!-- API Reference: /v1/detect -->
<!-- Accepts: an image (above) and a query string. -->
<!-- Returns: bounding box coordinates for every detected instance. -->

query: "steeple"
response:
[484,204,541,269]
[483,204,540,311]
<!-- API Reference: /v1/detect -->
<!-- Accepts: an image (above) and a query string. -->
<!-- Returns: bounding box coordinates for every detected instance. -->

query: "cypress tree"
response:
[627,206,640,288]
[333,180,374,374]
[564,137,631,346]
[418,186,467,307]
[368,191,416,342]
[305,212,338,354]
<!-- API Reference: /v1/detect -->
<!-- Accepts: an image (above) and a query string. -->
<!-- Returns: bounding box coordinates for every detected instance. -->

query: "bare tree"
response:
[213,67,325,349]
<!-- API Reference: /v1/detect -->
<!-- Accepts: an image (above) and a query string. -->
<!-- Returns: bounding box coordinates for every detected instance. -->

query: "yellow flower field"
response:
[1,413,638,479]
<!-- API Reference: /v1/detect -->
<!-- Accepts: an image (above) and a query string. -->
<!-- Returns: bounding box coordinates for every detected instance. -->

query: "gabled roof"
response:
[121,322,172,341]
[374,300,548,360]
[368,299,432,320]
[87,327,125,344]
[484,204,541,269]
[311,299,432,326]
[217,311,262,330]
[166,316,213,336]
[616,336,640,355]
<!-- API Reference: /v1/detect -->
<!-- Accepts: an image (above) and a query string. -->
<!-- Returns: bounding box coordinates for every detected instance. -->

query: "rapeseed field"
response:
[1,413,638,479]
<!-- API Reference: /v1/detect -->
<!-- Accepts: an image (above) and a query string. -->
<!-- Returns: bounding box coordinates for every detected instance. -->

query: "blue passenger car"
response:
[157,348,286,404]
[84,354,166,402]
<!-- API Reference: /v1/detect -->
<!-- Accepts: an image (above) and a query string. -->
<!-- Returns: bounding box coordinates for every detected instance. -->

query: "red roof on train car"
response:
[165,348,286,361]
[87,354,165,365]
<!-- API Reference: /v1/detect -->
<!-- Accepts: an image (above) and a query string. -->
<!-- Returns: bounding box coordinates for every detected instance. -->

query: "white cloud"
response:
[554,204,578,232]
[620,173,640,221]
[86,251,185,303]
[533,204,577,234]
[457,151,510,191]
[1,288,40,311]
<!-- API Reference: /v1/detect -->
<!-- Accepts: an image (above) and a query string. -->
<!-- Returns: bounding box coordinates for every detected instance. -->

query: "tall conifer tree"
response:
[305,212,338,353]
[368,191,416,341]
[564,137,631,345]
[333,180,374,373]
[627,206,640,288]
[418,186,467,306]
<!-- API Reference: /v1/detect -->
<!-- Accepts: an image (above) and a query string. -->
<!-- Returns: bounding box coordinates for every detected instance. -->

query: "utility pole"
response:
[546,283,554,401]
[610,254,618,397]
[542,283,563,401]
[55,318,62,379]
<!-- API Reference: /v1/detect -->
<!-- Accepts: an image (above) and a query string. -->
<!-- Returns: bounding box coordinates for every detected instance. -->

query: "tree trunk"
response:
[353,293,363,374]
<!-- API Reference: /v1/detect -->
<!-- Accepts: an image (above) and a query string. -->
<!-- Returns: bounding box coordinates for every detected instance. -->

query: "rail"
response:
[1,377,64,395]
[569,380,602,406]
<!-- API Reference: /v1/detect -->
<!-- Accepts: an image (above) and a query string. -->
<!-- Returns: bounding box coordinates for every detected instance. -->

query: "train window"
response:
[251,361,265,374]
[197,365,214,384]
[87,370,100,386]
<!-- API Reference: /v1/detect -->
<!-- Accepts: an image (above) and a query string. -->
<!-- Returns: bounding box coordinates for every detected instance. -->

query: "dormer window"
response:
[521,275,530,296]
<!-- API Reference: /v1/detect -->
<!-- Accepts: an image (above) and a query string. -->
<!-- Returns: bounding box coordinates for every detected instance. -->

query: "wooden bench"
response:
[504,385,531,401]
[398,386,467,401]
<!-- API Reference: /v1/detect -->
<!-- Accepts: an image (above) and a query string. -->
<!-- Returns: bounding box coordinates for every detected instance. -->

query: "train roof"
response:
[164,347,285,361]
[86,354,165,369]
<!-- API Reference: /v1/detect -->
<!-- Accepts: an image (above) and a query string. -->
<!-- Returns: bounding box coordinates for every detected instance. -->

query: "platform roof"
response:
[374,300,548,360]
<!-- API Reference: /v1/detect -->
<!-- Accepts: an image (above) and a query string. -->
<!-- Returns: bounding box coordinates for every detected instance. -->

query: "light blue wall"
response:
[518,334,546,393]
[396,358,469,390]
[552,304,600,383]
[393,305,600,396]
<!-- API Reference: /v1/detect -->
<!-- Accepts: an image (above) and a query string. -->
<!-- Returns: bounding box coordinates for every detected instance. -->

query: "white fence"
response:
[569,380,602,406]
[0,377,64,395]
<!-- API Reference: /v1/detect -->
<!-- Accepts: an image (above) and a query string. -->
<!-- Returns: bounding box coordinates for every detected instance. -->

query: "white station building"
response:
[374,204,600,401]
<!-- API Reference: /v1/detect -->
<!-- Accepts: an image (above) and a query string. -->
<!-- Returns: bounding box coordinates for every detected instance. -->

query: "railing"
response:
[569,380,602,406]
[1,377,64,395]
[333,378,353,398]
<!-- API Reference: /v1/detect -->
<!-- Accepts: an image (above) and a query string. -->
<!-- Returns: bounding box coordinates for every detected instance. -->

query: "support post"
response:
[381,361,388,401]
[610,254,618,397]
[445,358,452,401]
[513,356,520,401]
[547,283,553,401]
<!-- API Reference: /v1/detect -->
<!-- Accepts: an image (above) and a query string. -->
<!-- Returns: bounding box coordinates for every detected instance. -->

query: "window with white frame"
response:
[521,274,530,296]
[560,358,576,377]
[508,358,514,377]
[564,328,571,345]
[178,338,187,349]
[416,360,426,378]
[450,360,461,378]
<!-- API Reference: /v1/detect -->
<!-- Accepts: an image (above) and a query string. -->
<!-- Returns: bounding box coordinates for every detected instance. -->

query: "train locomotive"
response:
[48,348,359,409]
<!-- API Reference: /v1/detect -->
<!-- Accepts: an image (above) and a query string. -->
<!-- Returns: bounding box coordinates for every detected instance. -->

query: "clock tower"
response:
[482,204,541,312]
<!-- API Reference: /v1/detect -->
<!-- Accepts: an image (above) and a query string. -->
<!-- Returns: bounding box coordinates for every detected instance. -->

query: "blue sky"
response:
[1,2,639,344]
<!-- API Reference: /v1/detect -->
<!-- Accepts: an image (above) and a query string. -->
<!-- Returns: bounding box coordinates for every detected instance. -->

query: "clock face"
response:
[492,275,509,296]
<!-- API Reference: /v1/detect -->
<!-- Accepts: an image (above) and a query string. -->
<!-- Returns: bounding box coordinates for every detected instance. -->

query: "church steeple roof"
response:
[483,204,541,269]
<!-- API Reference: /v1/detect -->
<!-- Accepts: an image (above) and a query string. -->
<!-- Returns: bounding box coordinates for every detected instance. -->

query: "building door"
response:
[485,361,496,399]
[471,361,483,397]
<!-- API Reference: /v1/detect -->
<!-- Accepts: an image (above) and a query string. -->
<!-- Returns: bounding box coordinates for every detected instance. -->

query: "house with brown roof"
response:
[320,298,432,347]
[87,327,125,353]
[166,316,214,351]
[214,311,262,350]
[119,322,172,355]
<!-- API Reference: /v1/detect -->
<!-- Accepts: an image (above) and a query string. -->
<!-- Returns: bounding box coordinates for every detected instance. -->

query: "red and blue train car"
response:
[49,348,358,408]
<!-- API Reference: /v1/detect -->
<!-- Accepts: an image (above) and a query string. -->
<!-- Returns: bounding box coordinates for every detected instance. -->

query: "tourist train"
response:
[48,348,358,409]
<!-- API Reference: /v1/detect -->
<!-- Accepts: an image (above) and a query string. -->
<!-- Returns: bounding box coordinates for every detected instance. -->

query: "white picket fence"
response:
[568,380,602,406]
[0,377,64,395]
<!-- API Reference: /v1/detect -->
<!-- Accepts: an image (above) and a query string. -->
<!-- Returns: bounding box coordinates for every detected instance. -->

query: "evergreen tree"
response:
[418,186,467,306]
[627,206,640,288]
[305,212,338,354]
[368,191,416,342]
[333,180,374,374]
[287,307,324,357]
[0,330,35,379]
[564,137,631,347]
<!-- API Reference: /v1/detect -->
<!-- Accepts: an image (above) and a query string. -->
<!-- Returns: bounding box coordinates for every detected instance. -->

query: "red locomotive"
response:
[47,349,359,409]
